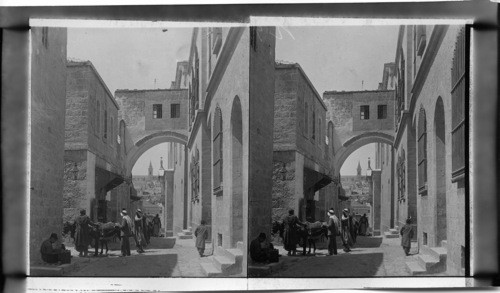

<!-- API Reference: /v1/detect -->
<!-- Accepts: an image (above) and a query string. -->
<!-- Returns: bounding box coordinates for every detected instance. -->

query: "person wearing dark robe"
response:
[340,208,353,252]
[250,233,275,262]
[400,217,414,256]
[326,209,340,255]
[282,209,305,256]
[142,214,150,245]
[152,214,161,237]
[134,209,146,253]
[117,209,132,257]
[358,214,369,236]
[194,220,209,257]
[74,209,95,257]
[349,212,358,245]
[40,233,60,263]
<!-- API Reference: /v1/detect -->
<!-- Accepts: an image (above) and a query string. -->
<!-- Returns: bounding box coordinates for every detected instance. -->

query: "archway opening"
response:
[231,97,243,247]
[434,97,447,246]
[131,141,187,237]
[339,140,393,236]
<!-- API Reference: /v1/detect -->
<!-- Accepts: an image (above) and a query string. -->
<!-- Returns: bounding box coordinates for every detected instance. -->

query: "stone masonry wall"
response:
[272,151,296,222]
[30,27,67,264]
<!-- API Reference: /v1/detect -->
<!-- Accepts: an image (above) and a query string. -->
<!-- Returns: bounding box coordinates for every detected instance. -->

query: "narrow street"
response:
[269,235,420,277]
[64,236,213,277]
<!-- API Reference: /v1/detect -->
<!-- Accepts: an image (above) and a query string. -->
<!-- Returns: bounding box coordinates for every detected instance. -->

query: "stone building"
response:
[272,62,339,223]
[63,61,135,224]
[385,25,468,275]
[30,27,67,263]
[184,26,276,276]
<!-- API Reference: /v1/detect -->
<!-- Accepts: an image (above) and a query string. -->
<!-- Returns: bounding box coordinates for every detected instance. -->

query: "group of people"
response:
[117,208,161,256]
[281,208,361,256]
[70,208,163,258]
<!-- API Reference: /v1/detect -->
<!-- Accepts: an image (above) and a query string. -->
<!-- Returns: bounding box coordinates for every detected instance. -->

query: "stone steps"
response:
[200,244,244,277]
[405,245,447,275]
[177,232,193,239]
[200,262,222,277]
[182,229,193,235]
[389,228,399,235]
[383,231,399,238]
[405,261,428,276]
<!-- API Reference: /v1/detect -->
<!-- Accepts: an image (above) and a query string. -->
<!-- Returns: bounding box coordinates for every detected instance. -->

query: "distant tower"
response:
[357,161,362,178]
[148,160,153,178]
[160,156,164,170]
[367,157,372,170]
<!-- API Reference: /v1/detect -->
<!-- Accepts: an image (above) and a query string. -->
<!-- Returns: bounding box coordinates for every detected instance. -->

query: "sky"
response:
[67,25,398,176]
[275,26,398,175]
[67,27,192,175]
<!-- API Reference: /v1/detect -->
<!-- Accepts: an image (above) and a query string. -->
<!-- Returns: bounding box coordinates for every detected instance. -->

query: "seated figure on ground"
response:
[250,233,276,263]
[40,233,64,264]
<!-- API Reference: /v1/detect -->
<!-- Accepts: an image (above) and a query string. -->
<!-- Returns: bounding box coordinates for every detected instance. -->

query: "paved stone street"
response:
[269,235,421,277]
[64,237,213,277]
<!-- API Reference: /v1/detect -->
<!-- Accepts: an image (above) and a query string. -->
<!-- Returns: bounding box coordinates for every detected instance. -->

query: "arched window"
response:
[213,107,223,194]
[451,27,467,182]
[304,102,308,137]
[191,147,200,203]
[328,121,334,155]
[418,108,427,194]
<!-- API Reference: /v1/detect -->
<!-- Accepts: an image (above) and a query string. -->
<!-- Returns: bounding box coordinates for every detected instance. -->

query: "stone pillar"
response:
[164,170,174,237]
[371,170,382,236]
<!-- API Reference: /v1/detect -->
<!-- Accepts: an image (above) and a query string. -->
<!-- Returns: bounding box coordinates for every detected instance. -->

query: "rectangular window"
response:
[171,104,180,118]
[103,110,108,140]
[378,105,387,119]
[312,111,316,140]
[153,104,162,119]
[95,100,100,136]
[360,105,370,120]
[304,102,309,137]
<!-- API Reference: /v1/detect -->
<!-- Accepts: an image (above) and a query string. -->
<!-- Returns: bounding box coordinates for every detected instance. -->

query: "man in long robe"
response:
[326,209,340,255]
[194,220,208,257]
[134,209,146,253]
[400,217,414,256]
[74,209,94,257]
[118,209,132,256]
[358,214,369,236]
[282,209,305,256]
[340,208,353,252]
[152,214,161,237]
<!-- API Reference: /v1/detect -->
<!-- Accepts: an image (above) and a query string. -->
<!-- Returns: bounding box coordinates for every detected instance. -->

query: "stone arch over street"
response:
[125,131,188,174]
[333,131,394,176]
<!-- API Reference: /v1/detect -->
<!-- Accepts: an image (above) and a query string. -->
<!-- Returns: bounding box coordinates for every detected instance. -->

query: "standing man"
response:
[194,220,209,257]
[134,209,146,253]
[358,214,369,236]
[74,209,94,257]
[340,208,353,252]
[400,217,414,256]
[282,209,305,256]
[326,209,339,256]
[152,214,161,237]
[118,209,132,257]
